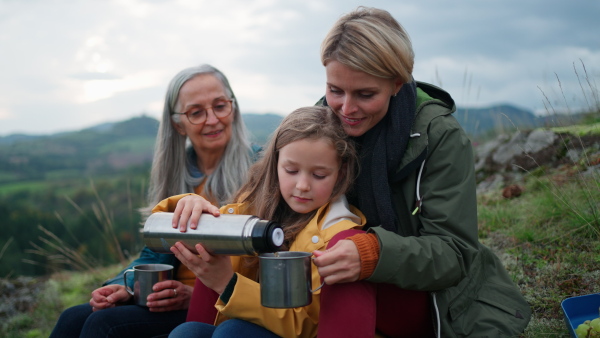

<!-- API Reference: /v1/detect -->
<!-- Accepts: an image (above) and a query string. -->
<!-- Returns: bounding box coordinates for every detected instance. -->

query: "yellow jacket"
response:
[152,194,366,338]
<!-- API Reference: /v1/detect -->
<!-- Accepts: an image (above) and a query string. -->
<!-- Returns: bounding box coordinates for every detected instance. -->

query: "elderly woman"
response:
[50,64,259,338]
[311,7,532,338]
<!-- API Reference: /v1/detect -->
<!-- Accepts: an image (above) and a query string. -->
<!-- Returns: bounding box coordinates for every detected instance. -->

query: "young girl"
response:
[150,106,366,338]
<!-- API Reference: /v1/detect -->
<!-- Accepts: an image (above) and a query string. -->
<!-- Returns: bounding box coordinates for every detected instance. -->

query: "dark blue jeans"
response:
[168,319,280,338]
[49,303,187,338]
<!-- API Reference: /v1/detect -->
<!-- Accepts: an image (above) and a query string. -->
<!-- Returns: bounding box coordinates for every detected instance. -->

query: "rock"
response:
[0,277,44,318]
[492,132,526,168]
[477,174,505,195]
[566,148,581,163]
[475,136,506,172]
[523,129,557,153]
[502,184,524,199]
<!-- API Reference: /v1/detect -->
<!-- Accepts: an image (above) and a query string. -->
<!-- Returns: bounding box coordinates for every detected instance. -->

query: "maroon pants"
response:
[186,278,219,323]
[317,230,434,338]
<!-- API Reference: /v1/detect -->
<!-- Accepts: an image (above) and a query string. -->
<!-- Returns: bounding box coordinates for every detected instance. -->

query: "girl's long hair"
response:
[141,64,253,216]
[235,106,357,250]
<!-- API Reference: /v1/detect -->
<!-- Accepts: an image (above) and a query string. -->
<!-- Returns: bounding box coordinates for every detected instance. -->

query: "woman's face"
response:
[325,60,402,137]
[174,74,234,154]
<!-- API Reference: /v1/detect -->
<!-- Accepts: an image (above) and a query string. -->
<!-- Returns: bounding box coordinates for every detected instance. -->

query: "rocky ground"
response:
[474,129,600,196]
[0,276,45,320]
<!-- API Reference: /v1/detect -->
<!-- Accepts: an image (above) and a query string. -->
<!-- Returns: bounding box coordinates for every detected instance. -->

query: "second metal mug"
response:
[259,251,324,308]
[123,263,174,306]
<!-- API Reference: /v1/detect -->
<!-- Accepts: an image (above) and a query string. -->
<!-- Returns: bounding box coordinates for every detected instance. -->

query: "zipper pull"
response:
[412,198,422,215]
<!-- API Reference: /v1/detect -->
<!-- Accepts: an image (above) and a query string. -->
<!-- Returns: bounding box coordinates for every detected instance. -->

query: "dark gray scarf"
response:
[349,80,417,231]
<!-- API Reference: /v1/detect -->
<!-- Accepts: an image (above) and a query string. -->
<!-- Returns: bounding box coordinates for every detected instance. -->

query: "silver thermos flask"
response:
[143,212,285,256]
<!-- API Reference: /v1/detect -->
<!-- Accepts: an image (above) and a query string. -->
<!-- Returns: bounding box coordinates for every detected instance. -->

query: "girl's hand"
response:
[172,194,221,232]
[146,280,192,312]
[312,240,361,284]
[171,242,234,295]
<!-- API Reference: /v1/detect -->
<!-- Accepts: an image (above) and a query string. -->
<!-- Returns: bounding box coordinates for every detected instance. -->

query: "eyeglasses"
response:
[173,99,234,125]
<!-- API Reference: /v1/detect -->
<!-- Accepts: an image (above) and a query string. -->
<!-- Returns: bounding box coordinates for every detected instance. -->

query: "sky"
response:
[0,0,598,136]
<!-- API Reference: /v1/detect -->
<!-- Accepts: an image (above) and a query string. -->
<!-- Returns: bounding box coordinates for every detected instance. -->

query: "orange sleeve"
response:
[347,233,380,280]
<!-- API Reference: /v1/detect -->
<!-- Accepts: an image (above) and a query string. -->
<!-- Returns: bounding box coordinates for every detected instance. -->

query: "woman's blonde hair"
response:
[235,106,357,249]
[321,6,414,83]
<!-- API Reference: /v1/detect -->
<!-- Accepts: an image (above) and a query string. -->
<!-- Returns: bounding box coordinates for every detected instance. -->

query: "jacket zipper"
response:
[432,292,441,338]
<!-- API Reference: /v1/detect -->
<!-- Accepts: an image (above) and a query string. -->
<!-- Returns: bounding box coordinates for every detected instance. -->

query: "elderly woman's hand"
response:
[172,194,221,232]
[89,284,131,311]
[145,280,192,312]
[313,240,362,284]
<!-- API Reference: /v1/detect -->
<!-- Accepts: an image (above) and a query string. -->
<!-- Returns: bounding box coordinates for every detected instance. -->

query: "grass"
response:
[0,264,124,338]
[479,173,600,337]
[476,116,600,338]
[552,122,600,136]
[0,180,51,196]
[23,180,131,273]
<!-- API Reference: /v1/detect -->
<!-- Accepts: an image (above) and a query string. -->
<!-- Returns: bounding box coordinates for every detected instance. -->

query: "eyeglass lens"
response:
[187,100,232,124]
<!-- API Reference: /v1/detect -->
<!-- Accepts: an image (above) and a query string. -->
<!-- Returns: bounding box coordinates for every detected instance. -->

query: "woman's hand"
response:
[89,285,131,312]
[313,240,362,284]
[171,241,233,295]
[172,194,221,232]
[146,280,193,312]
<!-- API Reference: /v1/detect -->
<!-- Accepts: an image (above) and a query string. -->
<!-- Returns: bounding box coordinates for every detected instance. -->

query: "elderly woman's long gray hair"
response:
[143,64,254,215]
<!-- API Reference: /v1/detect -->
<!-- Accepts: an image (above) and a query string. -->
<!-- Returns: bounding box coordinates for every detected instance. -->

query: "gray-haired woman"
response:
[50,64,260,338]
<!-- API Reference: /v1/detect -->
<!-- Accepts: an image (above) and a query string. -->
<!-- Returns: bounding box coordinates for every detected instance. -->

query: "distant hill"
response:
[0,113,283,185]
[454,105,538,136]
[453,104,592,138]
[2,106,588,185]
[242,113,283,145]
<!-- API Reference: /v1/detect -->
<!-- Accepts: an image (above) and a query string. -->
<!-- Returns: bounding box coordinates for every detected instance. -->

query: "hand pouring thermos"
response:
[143,212,285,256]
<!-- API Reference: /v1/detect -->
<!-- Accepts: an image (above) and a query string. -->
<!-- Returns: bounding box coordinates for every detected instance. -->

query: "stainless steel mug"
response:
[259,252,324,308]
[123,264,174,306]
[143,212,284,256]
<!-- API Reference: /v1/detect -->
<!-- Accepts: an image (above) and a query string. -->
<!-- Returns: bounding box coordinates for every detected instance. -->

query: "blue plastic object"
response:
[561,293,600,338]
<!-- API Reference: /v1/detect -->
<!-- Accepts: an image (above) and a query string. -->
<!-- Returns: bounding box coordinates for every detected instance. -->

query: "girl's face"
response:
[325,60,403,137]
[174,74,234,154]
[277,138,340,214]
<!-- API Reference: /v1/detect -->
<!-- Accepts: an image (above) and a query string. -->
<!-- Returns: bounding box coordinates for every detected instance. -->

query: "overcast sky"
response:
[0,0,598,136]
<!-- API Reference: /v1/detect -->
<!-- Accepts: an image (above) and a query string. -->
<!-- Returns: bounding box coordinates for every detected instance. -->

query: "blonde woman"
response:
[311,7,531,337]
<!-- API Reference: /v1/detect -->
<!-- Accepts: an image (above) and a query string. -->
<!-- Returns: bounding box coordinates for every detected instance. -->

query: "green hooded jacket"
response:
[364,82,531,337]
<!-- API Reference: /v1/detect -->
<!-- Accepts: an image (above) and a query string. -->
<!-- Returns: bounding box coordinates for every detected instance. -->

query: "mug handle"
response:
[123,268,135,296]
[311,281,325,293]
[310,256,325,293]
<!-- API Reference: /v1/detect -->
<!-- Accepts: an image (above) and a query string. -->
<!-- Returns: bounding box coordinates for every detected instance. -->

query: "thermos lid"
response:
[251,220,284,253]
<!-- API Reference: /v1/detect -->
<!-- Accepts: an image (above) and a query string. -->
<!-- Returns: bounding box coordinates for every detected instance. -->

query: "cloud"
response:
[0,0,598,135]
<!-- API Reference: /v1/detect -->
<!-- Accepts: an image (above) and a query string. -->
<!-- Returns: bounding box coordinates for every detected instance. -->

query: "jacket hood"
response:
[415,81,456,114]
